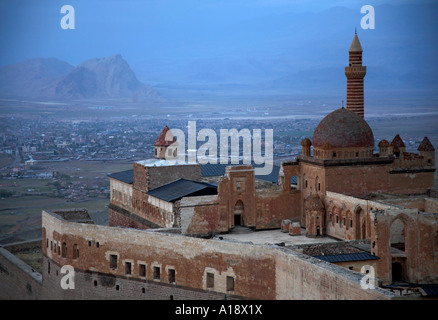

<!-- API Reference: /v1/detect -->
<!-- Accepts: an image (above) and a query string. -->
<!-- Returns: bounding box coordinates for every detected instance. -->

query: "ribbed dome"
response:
[313,108,374,149]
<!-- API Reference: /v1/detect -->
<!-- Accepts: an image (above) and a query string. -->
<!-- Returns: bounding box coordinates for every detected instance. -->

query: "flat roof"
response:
[216,226,339,247]
[201,163,282,183]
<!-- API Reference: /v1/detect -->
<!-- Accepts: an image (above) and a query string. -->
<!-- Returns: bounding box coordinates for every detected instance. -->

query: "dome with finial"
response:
[312,108,374,149]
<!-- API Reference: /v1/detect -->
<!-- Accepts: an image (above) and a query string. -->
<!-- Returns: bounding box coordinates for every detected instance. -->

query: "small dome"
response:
[378,139,389,148]
[301,138,312,147]
[313,108,374,149]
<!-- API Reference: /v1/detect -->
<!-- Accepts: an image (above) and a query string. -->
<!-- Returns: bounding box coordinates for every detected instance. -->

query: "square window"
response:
[207,273,214,288]
[168,269,175,284]
[153,266,161,280]
[139,264,146,277]
[110,254,118,270]
[226,276,234,291]
[125,262,132,275]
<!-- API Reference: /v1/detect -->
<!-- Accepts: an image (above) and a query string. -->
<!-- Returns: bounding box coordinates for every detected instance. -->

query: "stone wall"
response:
[0,244,42,300]
[41,209,397,300]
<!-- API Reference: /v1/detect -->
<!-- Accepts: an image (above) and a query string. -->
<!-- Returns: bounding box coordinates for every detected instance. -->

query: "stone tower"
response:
[154,125,177,159]
[345,32,367,118]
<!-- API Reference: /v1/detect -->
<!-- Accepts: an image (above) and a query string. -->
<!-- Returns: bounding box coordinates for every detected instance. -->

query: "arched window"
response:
[62,242,67,258]
[390,218,406,252]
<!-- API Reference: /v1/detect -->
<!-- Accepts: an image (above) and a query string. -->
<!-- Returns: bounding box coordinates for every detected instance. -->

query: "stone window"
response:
[168,268,176,284]
[73,244,79,259]
[290,176,298,190]
[94,280,97,286]
[139,264,146,277]
[110,254,118,270]
[207,272,214,289]
[153,266,161,280]
[62,242,67,258]
[434,232,438,253]
[226,276,235,292]
[333,152,337,157]
[116,285,120,291]
[125,262,132,275]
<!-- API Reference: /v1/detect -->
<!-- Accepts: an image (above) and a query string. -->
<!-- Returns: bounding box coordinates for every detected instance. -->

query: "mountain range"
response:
[0,55,159,100]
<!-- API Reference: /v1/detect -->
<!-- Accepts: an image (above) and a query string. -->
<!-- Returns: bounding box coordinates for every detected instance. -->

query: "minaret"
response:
[345,31,367,118]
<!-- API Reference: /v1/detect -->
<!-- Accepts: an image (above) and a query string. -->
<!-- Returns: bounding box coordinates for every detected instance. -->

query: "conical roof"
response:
[349,33,363,52]
[154,126,177,147]
[390,134,405,148]
[418,136,435,151]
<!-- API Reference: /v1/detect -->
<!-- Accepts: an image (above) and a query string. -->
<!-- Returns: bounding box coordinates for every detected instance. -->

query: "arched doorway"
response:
[234,200,244,226]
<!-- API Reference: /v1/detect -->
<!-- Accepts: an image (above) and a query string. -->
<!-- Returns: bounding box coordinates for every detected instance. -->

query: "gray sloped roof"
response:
[108,169,133,184]
[313,252,380,263]
[146,178,217,202]
[201,163,280,183]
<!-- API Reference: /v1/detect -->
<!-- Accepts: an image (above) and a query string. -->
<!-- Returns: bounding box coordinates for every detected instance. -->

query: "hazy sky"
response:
[0,0,434,65]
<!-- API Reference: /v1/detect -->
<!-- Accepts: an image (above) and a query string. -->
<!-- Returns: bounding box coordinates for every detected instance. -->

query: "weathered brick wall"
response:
[41,210,397,300]
[370,209,438,285]
[147,164,202,191]
[108,204,156,229]
[0,247,42,300]
[180,195,222,237]
[323,192,395,241]
[274,248,393,300]
[389,170,435,195]
[41,256,240,300]
[255,191,301,230]
[110,179,133,212]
